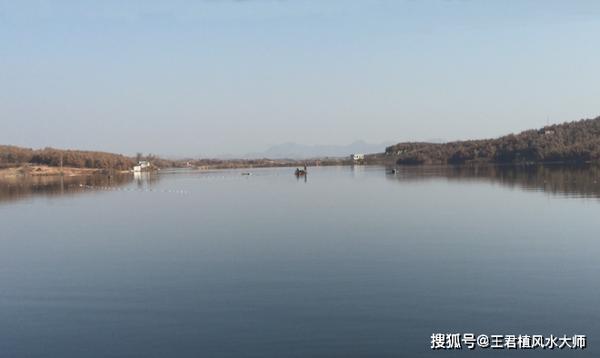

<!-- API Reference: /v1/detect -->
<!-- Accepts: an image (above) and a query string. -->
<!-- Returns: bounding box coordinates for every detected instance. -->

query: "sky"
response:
[1,0,600,157]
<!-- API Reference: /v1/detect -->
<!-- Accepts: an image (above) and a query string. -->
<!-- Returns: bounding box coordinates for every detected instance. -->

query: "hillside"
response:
[0,146,135,171]
[380,116,600,165]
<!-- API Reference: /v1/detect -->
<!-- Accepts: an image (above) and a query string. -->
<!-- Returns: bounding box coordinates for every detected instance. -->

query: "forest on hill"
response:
[382,116,600,165]
[0,146,135,170]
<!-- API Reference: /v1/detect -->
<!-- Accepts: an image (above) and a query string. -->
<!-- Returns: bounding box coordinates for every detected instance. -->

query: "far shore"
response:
[0,165,128,178]
[0,159,355,179]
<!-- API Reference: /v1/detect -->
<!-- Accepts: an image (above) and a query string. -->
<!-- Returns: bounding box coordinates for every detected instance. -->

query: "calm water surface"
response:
[1,166,599,357]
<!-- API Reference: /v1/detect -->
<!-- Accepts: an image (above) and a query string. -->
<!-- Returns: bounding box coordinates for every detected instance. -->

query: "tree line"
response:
[0,146,342,171]
[383,116,600,165]
[0,146,135,170]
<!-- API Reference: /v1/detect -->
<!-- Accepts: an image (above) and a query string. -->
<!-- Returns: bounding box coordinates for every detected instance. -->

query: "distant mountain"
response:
[248,141,393,159]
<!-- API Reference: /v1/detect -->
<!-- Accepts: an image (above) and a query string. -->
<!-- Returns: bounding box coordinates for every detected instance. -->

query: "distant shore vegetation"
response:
[377,116,600,165]
[4,116,600,173]
[0,146,135,171]
[0,145,349,175]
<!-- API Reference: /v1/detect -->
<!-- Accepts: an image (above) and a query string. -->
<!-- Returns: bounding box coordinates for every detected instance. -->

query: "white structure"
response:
[351,153,365,161]
[133,161,151,172]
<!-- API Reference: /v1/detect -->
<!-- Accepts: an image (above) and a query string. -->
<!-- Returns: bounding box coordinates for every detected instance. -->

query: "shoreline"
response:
[0,165,127,178]
[2,160,596,180]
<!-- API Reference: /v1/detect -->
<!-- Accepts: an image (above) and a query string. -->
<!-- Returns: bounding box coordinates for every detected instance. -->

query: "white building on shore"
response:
[133,161,151,172]
[351,153,365,161]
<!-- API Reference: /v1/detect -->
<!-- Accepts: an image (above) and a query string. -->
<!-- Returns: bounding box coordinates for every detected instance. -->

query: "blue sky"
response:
[1,0,600,157]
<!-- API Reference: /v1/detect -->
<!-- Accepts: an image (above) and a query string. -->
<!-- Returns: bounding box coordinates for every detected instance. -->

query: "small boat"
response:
[241,172,252,176]
[295,168,307,176]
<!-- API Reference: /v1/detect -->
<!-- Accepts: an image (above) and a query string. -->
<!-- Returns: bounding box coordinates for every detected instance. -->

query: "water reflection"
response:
[386,164,600,198]
[3,165,600,204]
[134,171,160,189]
[0,174,134,204]
[295,173,308,183]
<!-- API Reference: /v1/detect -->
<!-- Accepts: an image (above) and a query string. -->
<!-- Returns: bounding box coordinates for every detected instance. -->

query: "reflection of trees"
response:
[0,174,133,204]
[386,164,600,198]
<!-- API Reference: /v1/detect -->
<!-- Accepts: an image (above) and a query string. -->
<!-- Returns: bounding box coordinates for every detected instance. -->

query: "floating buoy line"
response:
[68,171,293,194]
[73,184,189,195]
[192,172,290,180]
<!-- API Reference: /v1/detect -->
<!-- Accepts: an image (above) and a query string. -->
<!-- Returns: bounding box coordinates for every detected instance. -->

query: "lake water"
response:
[1,165,599,357]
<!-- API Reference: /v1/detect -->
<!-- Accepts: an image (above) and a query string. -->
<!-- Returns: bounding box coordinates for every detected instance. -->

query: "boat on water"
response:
[295,166,308,176]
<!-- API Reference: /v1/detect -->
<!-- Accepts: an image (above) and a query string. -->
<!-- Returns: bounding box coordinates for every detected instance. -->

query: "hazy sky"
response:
[1,1,600,157]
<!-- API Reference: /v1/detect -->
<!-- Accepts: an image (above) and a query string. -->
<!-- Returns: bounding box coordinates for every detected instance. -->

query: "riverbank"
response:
[0,165,115,178]
[0,160,353,178]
